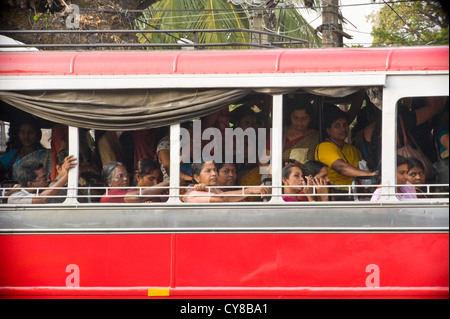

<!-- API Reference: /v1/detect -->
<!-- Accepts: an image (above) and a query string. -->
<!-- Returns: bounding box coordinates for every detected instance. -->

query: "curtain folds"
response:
[0,86,379,130]
[0,89,251,130]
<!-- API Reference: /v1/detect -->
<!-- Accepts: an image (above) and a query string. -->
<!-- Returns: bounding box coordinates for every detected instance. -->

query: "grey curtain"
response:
[0,87,380,130]
[0,89,251,130]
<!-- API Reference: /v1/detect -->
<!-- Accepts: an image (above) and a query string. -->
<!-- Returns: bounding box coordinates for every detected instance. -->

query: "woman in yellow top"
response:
[315,105,377,189]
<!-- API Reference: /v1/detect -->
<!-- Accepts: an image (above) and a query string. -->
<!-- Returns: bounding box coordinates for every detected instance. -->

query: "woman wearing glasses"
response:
[100,161,169,203]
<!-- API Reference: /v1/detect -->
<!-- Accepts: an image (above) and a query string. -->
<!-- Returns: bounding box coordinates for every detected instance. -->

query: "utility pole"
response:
[248,0,277,47]
[319,0,353,48]
[250,9,269,45]
[321,0,340,47]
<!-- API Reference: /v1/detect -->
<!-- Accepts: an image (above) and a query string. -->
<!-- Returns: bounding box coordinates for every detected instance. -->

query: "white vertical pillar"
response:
[168,123,180,203]
[270,94,283,203]
[64,126,79,204]
[381,89,398,201]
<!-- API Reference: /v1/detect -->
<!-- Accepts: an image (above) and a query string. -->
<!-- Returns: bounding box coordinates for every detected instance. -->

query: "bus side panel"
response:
[174,233,449,289]
[0,234,173,288]
[0,233,448,298]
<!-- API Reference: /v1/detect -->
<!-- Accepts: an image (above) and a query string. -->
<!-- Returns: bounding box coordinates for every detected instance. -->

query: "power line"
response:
[380,0,427,42]
[79,0,426,14]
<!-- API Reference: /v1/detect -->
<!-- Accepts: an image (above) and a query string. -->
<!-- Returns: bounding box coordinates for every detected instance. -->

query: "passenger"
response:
[301,160,330,201]
[281,98,320,166]
[183,161,269,203]
[77,128,102,179]
[315,105,377,198]
[406,157,427,197]
[400,97,446,164]
[49,124,68,181]
[230,105,262,189]
[100,161,169,203]
[7,155,77,204]
[282,163,329,202]
[371,155,417,201]
[0,117,51,182]
[49,125,101,182]
[432,106,449,185]
[133,158,166,203]
[216,162,238,192]
[156,123,193,183]
[229,104,259,131]
[397,97,446,181]
[48,149,69,203]
[282,164,308,202]
[49,148,91,203]
[352,100,382,172]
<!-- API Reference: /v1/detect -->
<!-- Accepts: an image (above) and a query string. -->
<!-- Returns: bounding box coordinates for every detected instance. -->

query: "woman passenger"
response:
[315,105,377,198]
[134,158,167,202]
[370,155,417,201]
[183,161,268,203]
[301,160,330,201]
[282,163,329,202]
[282,99,320,166]
[100,161,169,203]
[216,162,238,192]
[406,157,427,197]
[0,117,51,182]
[156,124,193,183]
[282,164,308,202]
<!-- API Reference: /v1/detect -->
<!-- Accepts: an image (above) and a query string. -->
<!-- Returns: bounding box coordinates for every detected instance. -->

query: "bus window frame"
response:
[50,73,450,206]
[380,73,449,201]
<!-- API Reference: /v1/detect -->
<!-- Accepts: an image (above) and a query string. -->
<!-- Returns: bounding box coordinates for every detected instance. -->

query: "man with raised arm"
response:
[7,155,77,204]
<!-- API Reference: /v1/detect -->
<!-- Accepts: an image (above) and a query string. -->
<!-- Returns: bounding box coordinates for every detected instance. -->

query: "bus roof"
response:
[0,46,448,77]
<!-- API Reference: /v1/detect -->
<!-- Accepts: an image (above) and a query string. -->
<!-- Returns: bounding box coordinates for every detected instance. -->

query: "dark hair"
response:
[216,161,236,172]
[6,116,43,151]
[397,155,408,167]
[135,158,158,177]
[406,157,425,172]
[16,160,44,187]
[323,103,348,129]
[282,164,301,182]
[56,149,68,167]
[284,98,314,127]
[230,105,257,127]
[191,161,216,184]
[301,160,327,177]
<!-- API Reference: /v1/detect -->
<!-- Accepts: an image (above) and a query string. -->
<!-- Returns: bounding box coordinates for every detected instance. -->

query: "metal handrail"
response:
[1,184,448,201]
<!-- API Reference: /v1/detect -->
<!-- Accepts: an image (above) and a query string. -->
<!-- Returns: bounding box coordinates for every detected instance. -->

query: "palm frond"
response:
[136,0,322,49]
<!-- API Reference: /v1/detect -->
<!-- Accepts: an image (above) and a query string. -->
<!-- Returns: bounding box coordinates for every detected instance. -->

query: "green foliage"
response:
[369,1,449,46]
[135,0,321,49]
[275,2,321,48]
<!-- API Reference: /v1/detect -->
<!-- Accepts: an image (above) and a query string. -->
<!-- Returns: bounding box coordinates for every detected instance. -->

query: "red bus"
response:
[0,46,448,299]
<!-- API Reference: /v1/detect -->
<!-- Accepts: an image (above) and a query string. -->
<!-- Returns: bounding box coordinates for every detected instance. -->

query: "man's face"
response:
[28,167,50,189]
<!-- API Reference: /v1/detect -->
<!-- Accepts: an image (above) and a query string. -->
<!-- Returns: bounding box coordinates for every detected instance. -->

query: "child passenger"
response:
[370,155,417,201]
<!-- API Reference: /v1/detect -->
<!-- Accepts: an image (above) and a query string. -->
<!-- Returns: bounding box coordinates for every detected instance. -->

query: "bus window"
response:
[181,94,274,203]
[396,96,448,194]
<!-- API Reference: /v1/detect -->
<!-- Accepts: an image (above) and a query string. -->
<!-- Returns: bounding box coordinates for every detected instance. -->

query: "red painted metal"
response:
[0,233,447,298]
[0,46,448,76]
